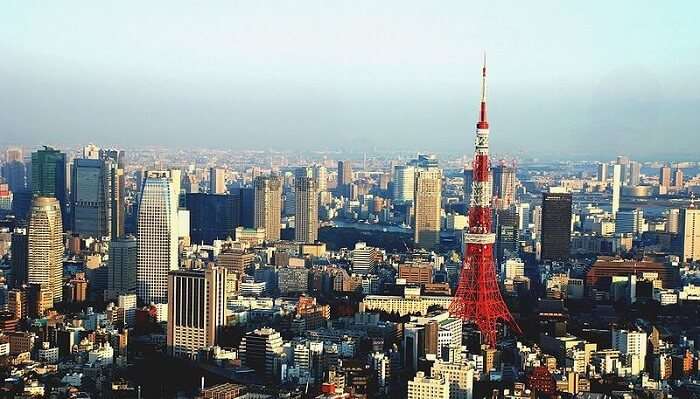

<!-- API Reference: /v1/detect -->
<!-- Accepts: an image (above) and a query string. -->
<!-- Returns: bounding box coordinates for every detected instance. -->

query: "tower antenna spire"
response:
[478,52,488,128]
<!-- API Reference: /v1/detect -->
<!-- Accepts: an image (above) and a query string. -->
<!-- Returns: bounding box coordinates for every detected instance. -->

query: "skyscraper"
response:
[100,148,127,238]
[209,167,226,194]
[674,168,684,188]
[680,206,700,263]
[137,171,179,305]
[31,146,67,223]
[392,165,416,204]
[253,175,282,241]
[597,163,608,183]
[628,161,641,186]
[294,176,319,243]
[71,158,111,238]
[540,191,572,262]
[11,228,28,288]
[413,168,442,249]
[167,267,227,360]
[492,163,516,210]
[107,236,137,299]
[27,197,64,304]
[337,160,353,188]
[1,159,26,192]
[659,164,672,190]
[184,193,240,244]
[611,164,621,217]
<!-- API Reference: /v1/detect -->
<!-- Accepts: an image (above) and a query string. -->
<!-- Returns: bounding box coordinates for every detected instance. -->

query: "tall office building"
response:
[31,146,67,223]
[167,267,227,360]
[137,171,179,305]
[27,197,64,304]
[294,176,319,243]
[71,158,112,238]
[540,192,572,261]
[253,175,282,241]
[238,187,255,228]
[615,208,644,235]
[413,168,442,249]
[5,147,23,163]
[392,165,416,204]
[1,159,26,192]
[185,193,240,244]
[11,228,28,288]
[492,164,516,210]
[597,163,608,182]
[312,164,328,193]
[239,327,284,376]
[628,161,641,186]
[337,161,353,187]
[611,164,621,217]
[495,208,519,264]
[659,164,672,190]
[100,149,126,238]
[107,236,137,299]
[209,167,226,194]
[680,206,700,262]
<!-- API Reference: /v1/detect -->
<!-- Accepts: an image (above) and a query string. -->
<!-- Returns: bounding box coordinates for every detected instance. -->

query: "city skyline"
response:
[2,2,698,158]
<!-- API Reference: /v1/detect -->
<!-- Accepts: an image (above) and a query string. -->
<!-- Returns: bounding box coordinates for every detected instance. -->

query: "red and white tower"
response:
[449,57,522,347]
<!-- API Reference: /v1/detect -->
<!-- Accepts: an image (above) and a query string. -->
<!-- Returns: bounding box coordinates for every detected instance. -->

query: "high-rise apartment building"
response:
[107,236,137,299]
[674,168,684,188]
[681,206,700,262]
[540,192,572,262]
[167,267,227,360]
[667,208,680,234]
[209,167,226,194]
[659,164,672,190]
[611,164,621,217]
[392,165,416,204]
[414,168,442,249]
[137,171,179,305]
[294,176,319,243]
[27,197,64,304]
[253,175,282,241]
[31,146,67,223]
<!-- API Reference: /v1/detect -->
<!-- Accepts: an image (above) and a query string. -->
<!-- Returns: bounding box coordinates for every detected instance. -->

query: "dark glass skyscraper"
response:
[184,193,240,244]
[31,146,67,224]
[71,158,109,237]
[238,187,255,228]
[540,192,572,262]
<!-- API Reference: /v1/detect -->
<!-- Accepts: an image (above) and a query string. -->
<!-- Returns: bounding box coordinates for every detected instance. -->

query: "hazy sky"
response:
[1,1,698,159]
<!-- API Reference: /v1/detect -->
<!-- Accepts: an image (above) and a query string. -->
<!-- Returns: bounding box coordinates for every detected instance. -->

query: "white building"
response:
[431,359,474,399]
[611,164,621,217]
[351,242,379,275]
[408,371,449,399]
[137,170,179,304]
[393,165,416,204]
[88,342,115,365]
[612,329,647,375]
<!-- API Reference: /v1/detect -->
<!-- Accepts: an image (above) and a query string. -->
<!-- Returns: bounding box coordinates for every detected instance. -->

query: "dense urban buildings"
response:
[0,8,697,397]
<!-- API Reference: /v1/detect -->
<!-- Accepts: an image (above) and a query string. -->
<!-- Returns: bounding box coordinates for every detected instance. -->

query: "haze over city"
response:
[2,1,698,158]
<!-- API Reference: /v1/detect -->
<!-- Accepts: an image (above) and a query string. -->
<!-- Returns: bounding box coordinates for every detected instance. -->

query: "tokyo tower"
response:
[449,57,522,347]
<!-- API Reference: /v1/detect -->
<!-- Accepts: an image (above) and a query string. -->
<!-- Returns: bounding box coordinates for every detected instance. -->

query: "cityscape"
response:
[1,2,699,399]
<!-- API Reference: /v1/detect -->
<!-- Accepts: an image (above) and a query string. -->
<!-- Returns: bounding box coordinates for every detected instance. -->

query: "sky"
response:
[1,1,698,159]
